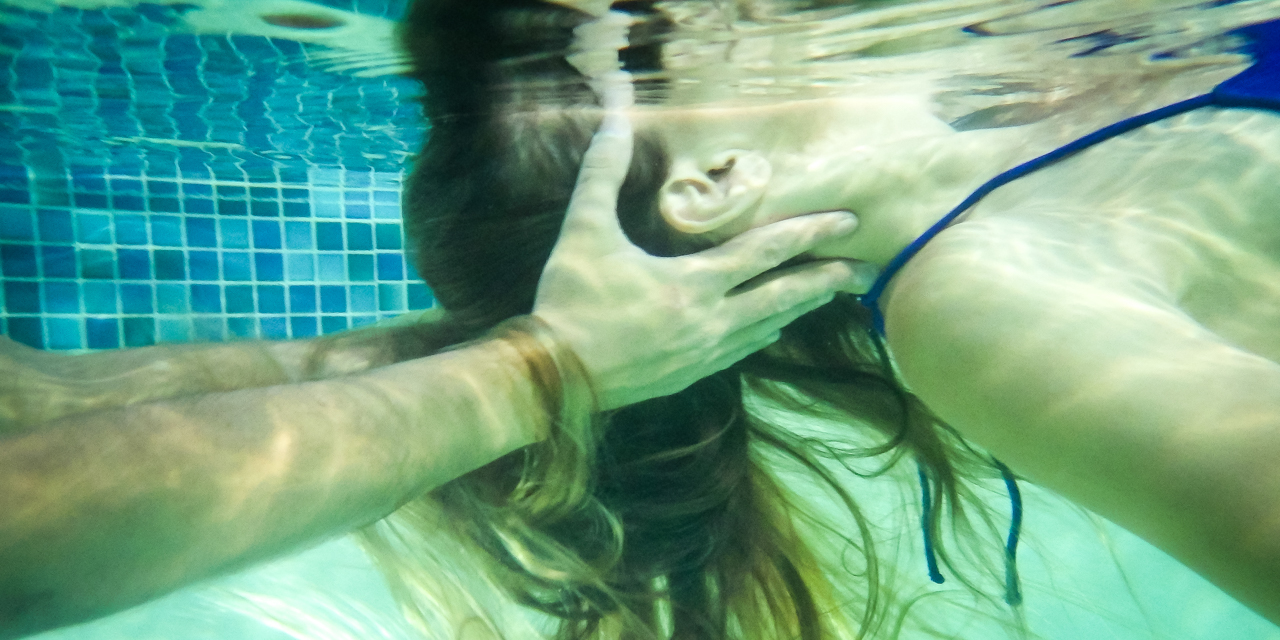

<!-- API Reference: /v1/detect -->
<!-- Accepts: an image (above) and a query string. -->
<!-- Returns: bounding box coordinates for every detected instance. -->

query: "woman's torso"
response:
[901,106,1280,362]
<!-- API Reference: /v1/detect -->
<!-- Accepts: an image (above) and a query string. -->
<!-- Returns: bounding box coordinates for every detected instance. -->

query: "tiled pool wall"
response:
[0,164,432,351]
[0,0,432,351]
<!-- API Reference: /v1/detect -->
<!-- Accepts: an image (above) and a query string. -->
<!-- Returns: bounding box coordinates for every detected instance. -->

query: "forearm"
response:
[0,336,545,638]
[0,308,455,433]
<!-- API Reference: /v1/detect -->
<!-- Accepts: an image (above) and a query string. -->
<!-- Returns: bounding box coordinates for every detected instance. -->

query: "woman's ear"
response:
[658,151,771,235]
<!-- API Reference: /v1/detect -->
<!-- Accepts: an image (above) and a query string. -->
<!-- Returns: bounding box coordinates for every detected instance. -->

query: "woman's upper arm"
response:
[884,249,1280,623]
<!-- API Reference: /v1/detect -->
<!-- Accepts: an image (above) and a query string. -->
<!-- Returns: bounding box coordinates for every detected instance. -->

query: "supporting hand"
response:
[533,80,877,410]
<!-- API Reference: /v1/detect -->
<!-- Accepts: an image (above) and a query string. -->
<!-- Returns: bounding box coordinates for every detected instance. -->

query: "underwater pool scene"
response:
[2,0,1280,638]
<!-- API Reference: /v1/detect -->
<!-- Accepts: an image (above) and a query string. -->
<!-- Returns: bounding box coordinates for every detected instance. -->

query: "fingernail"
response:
[828,210,858,234]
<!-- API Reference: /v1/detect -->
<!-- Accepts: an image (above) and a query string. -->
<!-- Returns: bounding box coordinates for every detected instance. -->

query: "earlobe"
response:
[658,151,771,236]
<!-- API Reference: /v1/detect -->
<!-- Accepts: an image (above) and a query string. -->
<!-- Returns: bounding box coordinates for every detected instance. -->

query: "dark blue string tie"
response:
[916,459,1023,605]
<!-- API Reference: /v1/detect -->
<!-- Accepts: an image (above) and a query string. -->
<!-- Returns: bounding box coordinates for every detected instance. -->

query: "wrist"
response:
[487,315,598,441]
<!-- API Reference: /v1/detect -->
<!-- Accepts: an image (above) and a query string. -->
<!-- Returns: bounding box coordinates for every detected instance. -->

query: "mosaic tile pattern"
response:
[0,0,434,350]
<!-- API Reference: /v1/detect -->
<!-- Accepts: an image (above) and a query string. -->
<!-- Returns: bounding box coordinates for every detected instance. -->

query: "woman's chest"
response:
[959,108,1280,359]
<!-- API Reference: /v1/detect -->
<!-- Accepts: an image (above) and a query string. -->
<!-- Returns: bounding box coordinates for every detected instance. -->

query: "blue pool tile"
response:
[148,179,179,195]
[373,190,398,204]
[284,221,312,250]
[289,284,316,313]
[315,221,342,250]
[182,197,213,214]
[345,199,373,219]
[223,251,251,281]
[72,172,106,193]
[75,192,108,209]
[4,281,39,313]
[47,318,81,350]
[188,250,218,281]
[319,285,345,313]
[374,204,400,219]
[191,284,221,313]
[40,245,76,278]
[80,249,115,279]
[346,222,372,250]
[251,220,281,249]
[186,217,216,247]
[352,315,376,328]
[282,188,307,200]
[150,197,182,213]
[344,171,371,188]
[123,317,155,347]
[217,199,247,216]
[111,177,142,193]
[121,283,153,314]
[318,254,344,281]
[115,214,148,244]
[290,316,317,338]
[286,253,314,281]
[0,206,34,241]
[154,249,186,280]
[283,201,310,217]
[158,318,191,343]
[259,316,286,340]
[348,254,374,281]
[321,315,349,334]
[217,185,246,198]
[193,317,226,342]
[257,285,285,313]
[227,317,255,338]
[0,189,29,205]
[375,223,401,250]
[225,285,253,313]
[43,281,79,314]
[7,317,43,349]
[351,285,376,313]
[111,194,146,211]
[156,283,189,314]
[378,283,405,311]
[37,210,74,243]
[150,215,182,246]
[376,253,403,280]
[117,248,151,279]
[313,199,342,218]
[219,218,249,248]
[77,213,112,244]
[255,252,283,281]
[2,243,37,277]
[83,282,118,314]
[406,282,432,310]
[251,200,280,216]
[86,318,120,349]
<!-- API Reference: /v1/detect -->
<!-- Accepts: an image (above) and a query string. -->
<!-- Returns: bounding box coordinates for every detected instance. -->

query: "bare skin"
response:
[0,99,875,639]
[635,91,1280,624]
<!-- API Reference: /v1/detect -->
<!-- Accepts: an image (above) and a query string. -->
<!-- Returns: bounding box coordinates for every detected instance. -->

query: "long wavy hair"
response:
[353,1,1013,638]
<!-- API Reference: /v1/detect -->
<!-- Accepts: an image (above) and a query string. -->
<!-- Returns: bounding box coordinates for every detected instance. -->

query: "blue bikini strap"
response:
[859,18,1280,335]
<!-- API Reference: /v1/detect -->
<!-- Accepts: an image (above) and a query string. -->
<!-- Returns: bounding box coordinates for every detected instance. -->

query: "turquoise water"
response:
[3,0,1280,638]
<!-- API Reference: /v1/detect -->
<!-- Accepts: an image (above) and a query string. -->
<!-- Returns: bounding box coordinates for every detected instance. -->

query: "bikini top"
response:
[856,18,1280,607]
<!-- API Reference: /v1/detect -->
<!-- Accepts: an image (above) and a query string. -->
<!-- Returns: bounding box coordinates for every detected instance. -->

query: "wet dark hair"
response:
[361,1,1006,638]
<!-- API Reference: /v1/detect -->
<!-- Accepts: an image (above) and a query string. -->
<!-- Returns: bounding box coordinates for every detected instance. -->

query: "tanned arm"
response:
[0,330,544,638]
[887,234,1280,626]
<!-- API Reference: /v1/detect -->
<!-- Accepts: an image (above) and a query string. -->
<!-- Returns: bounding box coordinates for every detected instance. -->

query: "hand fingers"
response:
[726,259,879,327]
[701,211,860,288]
[559,76,635,244]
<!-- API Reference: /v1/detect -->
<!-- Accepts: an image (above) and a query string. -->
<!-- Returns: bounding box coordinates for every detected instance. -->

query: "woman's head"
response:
[387,1,1003,637]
